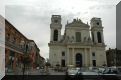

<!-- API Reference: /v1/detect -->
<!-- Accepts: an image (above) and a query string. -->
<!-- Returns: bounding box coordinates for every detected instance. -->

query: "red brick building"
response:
[4,17,42,74]
[28,40,40,69]
[5,19,29,73]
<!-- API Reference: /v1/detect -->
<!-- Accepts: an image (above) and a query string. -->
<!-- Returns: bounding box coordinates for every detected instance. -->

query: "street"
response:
[4,68,121,80]
[6,68,66,75]
[4,68,67,80]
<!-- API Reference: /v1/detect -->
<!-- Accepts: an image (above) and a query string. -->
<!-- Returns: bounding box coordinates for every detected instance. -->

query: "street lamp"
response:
[20,40,27,75]
[22,41,31,75]
[9,56,14,71]
[114,48,117,68]
[11,57,14,68]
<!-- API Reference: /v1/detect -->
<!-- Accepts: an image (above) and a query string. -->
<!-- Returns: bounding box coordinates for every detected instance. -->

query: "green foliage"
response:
[45,62,51,67]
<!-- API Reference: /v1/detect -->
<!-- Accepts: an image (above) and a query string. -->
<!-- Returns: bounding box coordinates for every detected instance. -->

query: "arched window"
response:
[97,32,102,43]
[76,32,81,42]
[53,30,58,41]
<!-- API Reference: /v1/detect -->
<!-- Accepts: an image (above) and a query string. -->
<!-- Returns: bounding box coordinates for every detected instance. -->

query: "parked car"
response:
[72,70,99,80]
[102,68,118,75]
[98,67,105,73]
[67,68,79,75]
[36,67,39,70]
[117,67,121,74]
[101,68,120,80]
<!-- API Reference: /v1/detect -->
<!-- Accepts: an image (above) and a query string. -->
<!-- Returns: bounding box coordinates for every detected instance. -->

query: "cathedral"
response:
[48,15,107,67]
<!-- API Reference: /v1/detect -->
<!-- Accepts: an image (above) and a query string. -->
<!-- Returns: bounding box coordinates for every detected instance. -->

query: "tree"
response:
[45,62,51,67]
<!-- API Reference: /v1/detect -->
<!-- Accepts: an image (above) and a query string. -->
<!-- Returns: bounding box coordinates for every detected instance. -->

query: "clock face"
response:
[54,20,58,23]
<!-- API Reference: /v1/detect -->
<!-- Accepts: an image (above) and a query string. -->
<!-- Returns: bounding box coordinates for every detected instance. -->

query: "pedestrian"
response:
[66,67,68,75]
[22,67,25,75]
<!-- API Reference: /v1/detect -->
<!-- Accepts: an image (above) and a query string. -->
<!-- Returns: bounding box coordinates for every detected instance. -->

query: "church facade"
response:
[48,15,107,67]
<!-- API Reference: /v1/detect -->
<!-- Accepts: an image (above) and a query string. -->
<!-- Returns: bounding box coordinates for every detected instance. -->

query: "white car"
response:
[102,68,118,75]
[36,67,39,70]
[67,68,80,75]
[76,71,99,79]
[77,71,99,75]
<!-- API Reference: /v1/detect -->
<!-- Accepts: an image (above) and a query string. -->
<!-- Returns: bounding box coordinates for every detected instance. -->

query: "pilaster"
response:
[67,48,70,66]
[89,48,92,66]
[84,48,87,67]
[50,29,53,41]
[94,31,98,43]
[101,31,104,43]
[72,48,75,66]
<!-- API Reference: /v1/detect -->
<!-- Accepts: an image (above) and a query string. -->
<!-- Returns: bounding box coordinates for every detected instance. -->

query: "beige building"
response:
[48,15,107,67]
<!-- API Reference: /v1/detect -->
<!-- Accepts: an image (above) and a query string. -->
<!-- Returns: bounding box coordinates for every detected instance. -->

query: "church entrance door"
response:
[76,53,82,67]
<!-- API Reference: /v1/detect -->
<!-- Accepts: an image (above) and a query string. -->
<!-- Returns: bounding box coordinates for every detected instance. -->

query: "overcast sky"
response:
[0,0,120,59]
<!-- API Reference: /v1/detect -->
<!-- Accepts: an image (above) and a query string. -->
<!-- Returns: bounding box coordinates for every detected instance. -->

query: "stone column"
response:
[58,29,61,41]
[50,29,53,41]
[94,31,98,43]
[67,48,70,66]
[83,48,85,67]
[72,48,75,66]
[84,48,87,67]
[101,31,104,43]
[89,48,92,67]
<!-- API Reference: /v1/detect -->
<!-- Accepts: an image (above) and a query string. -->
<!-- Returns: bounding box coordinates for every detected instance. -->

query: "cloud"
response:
[4,0,117,58]
[0,0,5,16]
[86,0,120,4]
[89,4,115,10]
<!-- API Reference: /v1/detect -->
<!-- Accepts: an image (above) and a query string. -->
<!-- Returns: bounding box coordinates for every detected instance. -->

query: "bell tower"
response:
[90,17,104,44]
[50,15,62,42]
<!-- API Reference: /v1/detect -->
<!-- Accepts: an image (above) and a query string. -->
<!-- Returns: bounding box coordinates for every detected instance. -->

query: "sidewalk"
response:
[6,69,46,75]
[48,68,66,75]
[6,68,66,75]
[29,69,46,75]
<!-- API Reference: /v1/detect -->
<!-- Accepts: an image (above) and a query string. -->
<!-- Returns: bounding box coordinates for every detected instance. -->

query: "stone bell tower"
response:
[50,15,62,42]
[90,17,104,44]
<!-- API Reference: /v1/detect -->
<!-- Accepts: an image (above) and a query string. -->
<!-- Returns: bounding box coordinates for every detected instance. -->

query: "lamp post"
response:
[23,42,31,75]
[20,40,26,75]
[114,48,117,68]
[8,56,15,74]
[8,56,12,70]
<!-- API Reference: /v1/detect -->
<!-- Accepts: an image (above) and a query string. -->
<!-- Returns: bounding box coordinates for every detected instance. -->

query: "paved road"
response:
[48,68,65,75]
[5,68,121,80]
[6,68,66,75]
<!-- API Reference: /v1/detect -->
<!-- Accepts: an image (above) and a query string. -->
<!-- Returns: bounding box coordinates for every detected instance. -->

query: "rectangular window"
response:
[92,60,96,67]
[92,52,95,56]
[61,59,65,67]
[62,51,65,56]
[76,32,81,42]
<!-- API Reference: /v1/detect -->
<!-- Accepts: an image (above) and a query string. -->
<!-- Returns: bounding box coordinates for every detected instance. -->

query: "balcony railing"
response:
[5,38,26,53]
